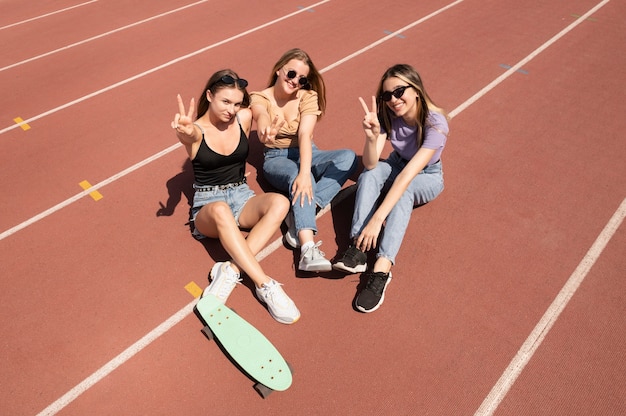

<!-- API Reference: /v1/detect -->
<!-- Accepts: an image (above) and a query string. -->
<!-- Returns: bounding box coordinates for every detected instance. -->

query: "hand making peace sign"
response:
[171,94,195,137]
[358,95,381,141]
[258,115,286,144]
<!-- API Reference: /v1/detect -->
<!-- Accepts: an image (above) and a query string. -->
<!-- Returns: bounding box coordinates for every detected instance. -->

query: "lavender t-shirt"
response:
[388,111,448,165]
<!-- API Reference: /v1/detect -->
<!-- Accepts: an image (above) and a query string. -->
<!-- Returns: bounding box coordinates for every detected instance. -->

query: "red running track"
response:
[0,0,624,414]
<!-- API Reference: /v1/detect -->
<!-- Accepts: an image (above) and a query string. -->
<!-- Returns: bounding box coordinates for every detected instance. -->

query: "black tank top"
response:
[191,118,249,186]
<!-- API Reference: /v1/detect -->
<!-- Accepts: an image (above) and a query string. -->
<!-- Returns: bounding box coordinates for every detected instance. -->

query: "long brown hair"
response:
[266,48,326,117]
[376,64,448,147]
[196,69,250,120]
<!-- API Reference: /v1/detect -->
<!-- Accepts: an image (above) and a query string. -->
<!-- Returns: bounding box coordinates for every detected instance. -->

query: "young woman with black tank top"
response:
[172,69,300,324]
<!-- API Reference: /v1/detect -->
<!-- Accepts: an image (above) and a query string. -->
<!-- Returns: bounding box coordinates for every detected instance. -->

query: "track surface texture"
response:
[1,0,624,415]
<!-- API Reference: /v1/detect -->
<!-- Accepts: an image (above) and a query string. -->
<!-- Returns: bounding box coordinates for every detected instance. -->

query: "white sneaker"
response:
[283,210,300,248]
[255,279,301,324]
[299,241,332,272]
[203,262,241,303]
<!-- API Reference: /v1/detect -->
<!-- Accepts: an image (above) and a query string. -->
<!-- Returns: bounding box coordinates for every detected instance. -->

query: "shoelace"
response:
[217,273,242,298]
[343,245,363,261]
[366,272,388,295]
[308,241,326,258]
[261,280,288,305]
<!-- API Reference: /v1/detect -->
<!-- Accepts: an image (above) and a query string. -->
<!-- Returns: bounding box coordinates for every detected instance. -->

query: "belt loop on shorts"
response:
[193,177,247,192]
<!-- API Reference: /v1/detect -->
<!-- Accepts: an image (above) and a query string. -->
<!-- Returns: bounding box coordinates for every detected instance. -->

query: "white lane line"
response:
[0,0,209,72]
[35,299,197,416]
[0,1,98,31]
[321,0,464,73]
[0,0,331,136]
[473,2,614,414]
[475,197,626,416]
[450,0,610,119]
[0,143,181,241]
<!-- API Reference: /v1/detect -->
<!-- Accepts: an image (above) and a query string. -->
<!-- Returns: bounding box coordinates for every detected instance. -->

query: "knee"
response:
[358,168,377,183]
[261,193,290,223]
[271,193,290,218]
[340,149,358,171]
[202,201,231,223]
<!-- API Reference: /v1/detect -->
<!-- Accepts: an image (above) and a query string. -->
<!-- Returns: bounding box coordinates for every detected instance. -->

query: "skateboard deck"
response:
[195,294,292,397]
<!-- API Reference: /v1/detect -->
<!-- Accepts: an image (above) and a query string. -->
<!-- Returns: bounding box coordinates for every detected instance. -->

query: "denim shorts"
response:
[190,182,255,239]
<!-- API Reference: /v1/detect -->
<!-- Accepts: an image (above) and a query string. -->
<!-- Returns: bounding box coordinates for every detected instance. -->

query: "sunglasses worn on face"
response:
[209,75,248,89]
[381,85,412,102]
[285,69,309,87]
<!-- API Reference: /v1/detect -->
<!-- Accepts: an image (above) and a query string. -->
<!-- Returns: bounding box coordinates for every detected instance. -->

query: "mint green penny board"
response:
[196,294,293,397]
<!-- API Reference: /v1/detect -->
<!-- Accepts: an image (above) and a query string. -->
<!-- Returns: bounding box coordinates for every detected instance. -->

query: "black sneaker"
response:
[333,245,367,273]
[355,271,392,313]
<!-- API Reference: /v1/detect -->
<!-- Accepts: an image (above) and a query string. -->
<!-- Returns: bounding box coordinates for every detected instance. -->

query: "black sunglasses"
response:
[285,69,309,87]
[381,85,412,102]
[209,75,248,90]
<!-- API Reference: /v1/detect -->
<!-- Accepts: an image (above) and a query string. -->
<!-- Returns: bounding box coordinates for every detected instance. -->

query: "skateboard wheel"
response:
[201,326,214,341]
[254,382,273,399]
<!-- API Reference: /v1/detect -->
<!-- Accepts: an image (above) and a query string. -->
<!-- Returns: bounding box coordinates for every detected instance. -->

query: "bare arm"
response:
[291,113,317,206]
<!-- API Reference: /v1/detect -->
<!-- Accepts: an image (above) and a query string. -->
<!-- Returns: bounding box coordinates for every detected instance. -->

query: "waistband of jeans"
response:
[193,177,246,192]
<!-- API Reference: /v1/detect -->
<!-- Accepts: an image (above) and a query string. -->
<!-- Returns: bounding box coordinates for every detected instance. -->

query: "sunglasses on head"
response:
[284,69,309,87]
[381,85,413,102]
[209,75,248,90]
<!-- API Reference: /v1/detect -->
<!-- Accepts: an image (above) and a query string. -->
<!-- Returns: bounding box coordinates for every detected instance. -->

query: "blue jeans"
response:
[190,182,255,240]
[350,151,444,264]
[263,144,357,233]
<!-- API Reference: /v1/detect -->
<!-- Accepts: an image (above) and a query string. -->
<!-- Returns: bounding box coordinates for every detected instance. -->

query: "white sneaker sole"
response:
[284,213,300,248]
[299,262,332,272]
[332,262,367,274]
[256,297,301,324]
[284,232,300,249]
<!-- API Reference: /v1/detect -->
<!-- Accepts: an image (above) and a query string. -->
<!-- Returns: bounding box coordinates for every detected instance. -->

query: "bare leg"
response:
[195,194,288,287]
[298,229,315,245]
[238,193,289,256]
[372,257,392,274]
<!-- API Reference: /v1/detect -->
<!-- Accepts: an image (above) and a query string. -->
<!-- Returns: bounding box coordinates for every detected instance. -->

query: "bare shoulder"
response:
[237,108,253,132]
[238,107,252,121]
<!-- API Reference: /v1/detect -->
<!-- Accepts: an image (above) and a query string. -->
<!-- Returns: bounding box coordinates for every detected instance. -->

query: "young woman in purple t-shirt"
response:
[333,64,450,313]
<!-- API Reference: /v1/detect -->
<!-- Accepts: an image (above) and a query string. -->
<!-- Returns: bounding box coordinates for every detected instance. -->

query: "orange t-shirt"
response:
[250,89,321,149]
